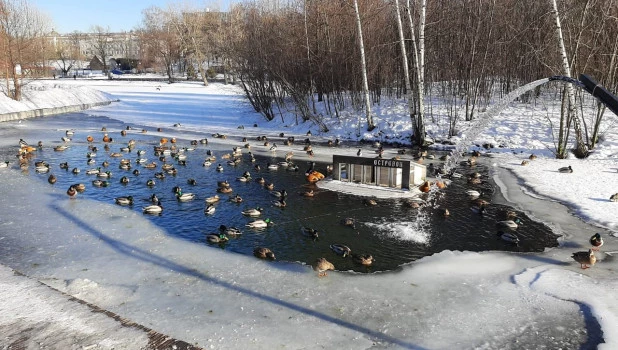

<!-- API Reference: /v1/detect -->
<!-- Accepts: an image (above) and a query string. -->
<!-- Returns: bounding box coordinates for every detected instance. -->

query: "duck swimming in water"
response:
[206,233,228,243]
[246,218,273,228]
[330,244,351,257]
[352,254,374,266]
[253,247,276,260]
[115,196,134,206]
[143,201,163,214]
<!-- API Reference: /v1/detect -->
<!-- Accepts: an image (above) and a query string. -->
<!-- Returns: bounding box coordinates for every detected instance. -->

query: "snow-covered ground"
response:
[0,79,617,349]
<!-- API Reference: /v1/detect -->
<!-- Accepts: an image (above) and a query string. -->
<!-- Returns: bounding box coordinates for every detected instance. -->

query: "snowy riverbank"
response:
[0,80,617,349]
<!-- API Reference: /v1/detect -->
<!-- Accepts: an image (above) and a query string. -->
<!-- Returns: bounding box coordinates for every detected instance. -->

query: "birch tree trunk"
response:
[404,0,427,146]
[394,0,414,145]
[550,0,589,158]
[353,0,375,131]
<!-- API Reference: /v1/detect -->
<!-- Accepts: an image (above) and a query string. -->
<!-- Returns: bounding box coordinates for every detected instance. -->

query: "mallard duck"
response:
[330,244,351,257]
[341,217,356,228]
[54,145,68,152]
[301,227,319,239]
[59,162,69,170]
[120,176,130,184]
[242,207,263,217]
[217,180,230,188]
[256,177,266,185]
[267,163,279,170]
[35,165,50,173]
[300,190,314,197]
[204,204,216,215]
[466,190,482,199]
[143,162,157,169]
[205,195,220,204]
[364,198,377,206]
[352,254,374,266]
[97,171,112,178]
[441,208,450,217]
[115,196,134,206]
[87,158,96,165]
[590,233,603,250]
[149,193,159,203]
[216,164,224,172]
[271,189,288,198]
[176,192,195,202]
[417,181,431,193]
[572,249,596,269]
[47,174,57,184]
[246,218,273,228]
[202,160,212,167]
[67,185,77,198]
[272,199,286,208]
[313,257,334,277]
[229,194,243,203]
[264,182,275,190]
[610,193,618,202]
[72,183,86,193]
[92,179,109,187]
[529,154,537,160]
[146,179,156,187]
[206,233,228,243]
[132,169,140,176]
[558,165,573,173]
[71,167,80,174]
[497,231,519,244]
[217,186,233,194]
[143,201,163,214]
[219,225,242,236]
[253,247,276,260]
[497,218,522,230]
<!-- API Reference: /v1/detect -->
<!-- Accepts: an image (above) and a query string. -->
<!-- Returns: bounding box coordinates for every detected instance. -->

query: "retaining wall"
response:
[0,101,114,123]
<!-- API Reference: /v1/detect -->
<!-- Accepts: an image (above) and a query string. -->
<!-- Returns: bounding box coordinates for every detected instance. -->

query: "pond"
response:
[14,114,560,273]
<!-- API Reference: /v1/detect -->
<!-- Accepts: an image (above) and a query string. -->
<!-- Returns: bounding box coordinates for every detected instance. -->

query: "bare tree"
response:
[89,25,113,73]
[352,0,375,131]
[139,6,182,84]
[0,0,51,100]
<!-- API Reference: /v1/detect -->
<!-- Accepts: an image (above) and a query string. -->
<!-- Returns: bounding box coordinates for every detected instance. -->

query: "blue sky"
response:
[32,0,231,34]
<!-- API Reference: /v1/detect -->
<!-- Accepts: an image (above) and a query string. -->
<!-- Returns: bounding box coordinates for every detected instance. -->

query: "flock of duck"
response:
[13,127,373,277]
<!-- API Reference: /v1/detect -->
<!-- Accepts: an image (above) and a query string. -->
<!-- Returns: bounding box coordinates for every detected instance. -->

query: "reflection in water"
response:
[14,115,559,273]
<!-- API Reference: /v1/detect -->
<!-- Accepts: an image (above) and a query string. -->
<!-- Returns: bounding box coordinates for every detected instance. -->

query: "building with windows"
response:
[331,155,426,190]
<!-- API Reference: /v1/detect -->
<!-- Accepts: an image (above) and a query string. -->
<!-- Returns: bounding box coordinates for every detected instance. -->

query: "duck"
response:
[149,193,159,203]
[115,196,134,206]
[294,186,313,197]
[217,186,233,194]
[330,244,351,257]
[497,218,522,230]
[313,257,335,277]
[497,231,519,244]
[132,169,140,176]
[66,185,77,198]
[205,195,220,204]
[176,192,195,202]
[92,179,109,187]
[441,208,451,217]
[419,181,431,193]
[352,254,374,266]
[301,227,319,239]
[72,183,86,193]
[202,160,212,167]
[272,199,286,208]
[341,217,356,228]
[246,218,273,228]
[242,207,263,217]
[119,176,130,184]
[229,194,243,203]
[204,204,216,215]
[558,165,573,173]
[572,249,596,269]
[529,154,537,160]
[466,190,482,199]
[146,179,156,187]
[217,180,230,188]
[264,182,275,190]
[97,171,112,178]
[143,201,163,214]
[267,163,279,170]
[271,189,288,198]
[590,233,603,251]
[253,247,276,260]
[610,193,618,202]
[72,167,80,174]
[187,178,197,186]
[54,145,68,152]
[59,162,69,170]
[216,164,224,172]
[206,233,228,243]
[47,174,57,184]
[219,225,242,236]
[363,198,377,206]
